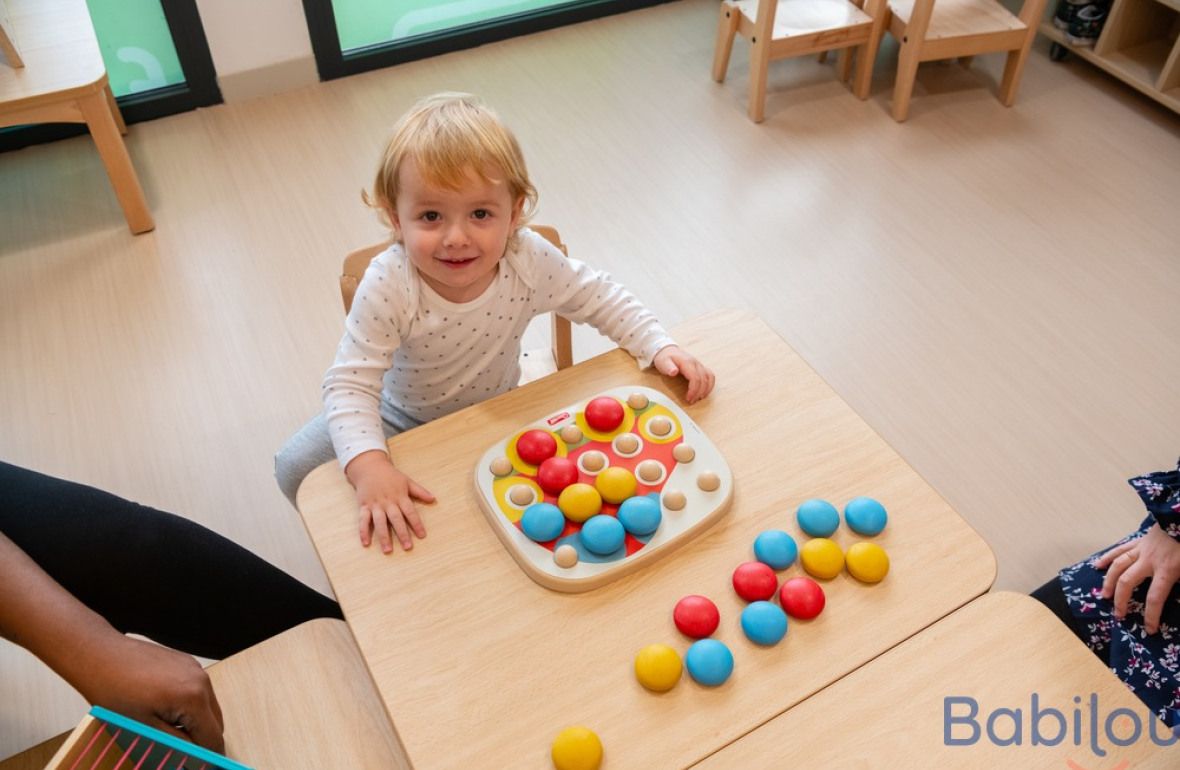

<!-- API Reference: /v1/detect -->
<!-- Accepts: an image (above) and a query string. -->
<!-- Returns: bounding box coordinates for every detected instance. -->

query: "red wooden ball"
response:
[779,576,826,620]
[537,456,580,495]
[673,595,720,638]
[732,561,777,602]
[516,429,557,466]
[584,396,625,432]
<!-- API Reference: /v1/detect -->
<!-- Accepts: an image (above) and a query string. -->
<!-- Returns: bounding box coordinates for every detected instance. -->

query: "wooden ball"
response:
[648,417,672,437]
[697,471,720,492]
[554,544,579,569]
[508,485,535,507]
[663,490,687,511]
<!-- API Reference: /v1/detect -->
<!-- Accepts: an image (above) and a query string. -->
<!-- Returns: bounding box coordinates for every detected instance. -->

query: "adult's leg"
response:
[1031,576,1109,666]
[0,461,342,660]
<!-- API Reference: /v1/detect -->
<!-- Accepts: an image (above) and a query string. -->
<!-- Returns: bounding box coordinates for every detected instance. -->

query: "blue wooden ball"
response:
[521,502,565,542]
[753,529,797,569]
[796,498,840,537]
[617,495,662,536]
[741,601,788,646]
[580,514,625,555]
[844,496,888,536]
[685,639,734,686]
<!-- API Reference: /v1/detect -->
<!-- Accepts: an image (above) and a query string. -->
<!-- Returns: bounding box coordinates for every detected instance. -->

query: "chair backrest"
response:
[339,224,573,370]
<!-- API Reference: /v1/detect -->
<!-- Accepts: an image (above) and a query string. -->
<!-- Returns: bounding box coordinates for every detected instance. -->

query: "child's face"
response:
[390,157,523,304]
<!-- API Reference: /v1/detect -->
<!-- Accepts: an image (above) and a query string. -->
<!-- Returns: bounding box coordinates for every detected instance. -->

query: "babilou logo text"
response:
[944,694,1179,757]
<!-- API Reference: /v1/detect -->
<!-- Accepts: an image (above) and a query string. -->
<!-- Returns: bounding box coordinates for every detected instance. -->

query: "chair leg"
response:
[104,84,128,135]
[854,34,882,99]
[837,47,854,83]
[891,39,922,122]
[818,51,829,64]
[712,4,740,83]
[998,42,1034,105]
[748,36,772,123]
[77,89,155,234]
[959,56,974,69]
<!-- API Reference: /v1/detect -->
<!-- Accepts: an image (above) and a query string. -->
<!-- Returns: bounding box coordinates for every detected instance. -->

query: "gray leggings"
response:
[274,407,424,505]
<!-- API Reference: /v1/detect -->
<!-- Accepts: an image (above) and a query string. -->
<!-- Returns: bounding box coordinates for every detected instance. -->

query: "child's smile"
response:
[392,157,522,304]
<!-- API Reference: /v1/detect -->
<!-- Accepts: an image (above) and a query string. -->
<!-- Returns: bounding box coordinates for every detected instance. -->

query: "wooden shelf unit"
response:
[1040,0,1180,113]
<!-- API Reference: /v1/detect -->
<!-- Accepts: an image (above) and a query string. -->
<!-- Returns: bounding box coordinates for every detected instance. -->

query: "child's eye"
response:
[472,209,491,220]
[420,211,440,222]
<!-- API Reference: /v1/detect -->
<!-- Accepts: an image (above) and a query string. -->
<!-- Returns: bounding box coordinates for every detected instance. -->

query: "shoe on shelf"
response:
[1065,3,1109,47]
[1052,0,1090,30]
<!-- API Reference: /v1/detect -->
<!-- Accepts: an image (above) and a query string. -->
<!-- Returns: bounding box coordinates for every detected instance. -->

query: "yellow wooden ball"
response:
[551,726,603,770]
[800,538,845,580]
[846,542,890,583]
[558,483,602,523]
[595,466,638,504]
[634,644,683,692]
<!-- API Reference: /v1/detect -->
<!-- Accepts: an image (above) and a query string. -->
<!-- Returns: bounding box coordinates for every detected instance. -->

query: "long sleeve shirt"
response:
[322,226,675,468]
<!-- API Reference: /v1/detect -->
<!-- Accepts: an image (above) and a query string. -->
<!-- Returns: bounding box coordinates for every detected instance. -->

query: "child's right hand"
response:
[344,450,436,553]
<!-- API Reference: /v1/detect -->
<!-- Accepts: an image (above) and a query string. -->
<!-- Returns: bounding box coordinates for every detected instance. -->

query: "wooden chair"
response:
[341,224,574,378]
[880,0,1048,121]
[0,0,153,234]
[0,2,23,68]
[712,0,888,122]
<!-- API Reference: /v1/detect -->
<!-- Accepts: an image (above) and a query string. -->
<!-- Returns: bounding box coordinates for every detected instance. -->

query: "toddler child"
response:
[275,92,715,554]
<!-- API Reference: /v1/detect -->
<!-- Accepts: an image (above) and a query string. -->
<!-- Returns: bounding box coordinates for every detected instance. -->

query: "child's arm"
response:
[521,230,716,402]
[345,450,435,554]
[652,345,716,404]
[322,249,433,551]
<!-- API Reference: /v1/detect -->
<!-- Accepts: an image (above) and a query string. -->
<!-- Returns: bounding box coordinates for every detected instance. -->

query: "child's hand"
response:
[653,345,716,404]
[345,450,436,554]
[1096,524,1180,634]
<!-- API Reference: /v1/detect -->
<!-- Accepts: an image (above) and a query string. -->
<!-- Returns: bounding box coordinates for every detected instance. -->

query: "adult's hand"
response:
[1096,523,1180,634]
[80,634,225,752]
[0,532,225,751]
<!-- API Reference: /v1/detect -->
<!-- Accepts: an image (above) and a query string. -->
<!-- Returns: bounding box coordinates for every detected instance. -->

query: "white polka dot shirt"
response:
[323,227,675,468]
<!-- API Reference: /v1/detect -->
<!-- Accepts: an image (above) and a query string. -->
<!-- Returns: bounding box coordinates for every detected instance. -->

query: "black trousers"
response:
[0,461,342,660]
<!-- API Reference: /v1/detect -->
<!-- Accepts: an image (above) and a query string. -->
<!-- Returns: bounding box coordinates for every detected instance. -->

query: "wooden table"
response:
[0,0,153,234]
[699,592,1178,767]
[6,620,407,770]
[297,310,997,769]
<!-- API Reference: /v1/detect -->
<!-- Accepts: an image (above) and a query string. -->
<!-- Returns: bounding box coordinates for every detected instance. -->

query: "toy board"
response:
[474,386,733,592]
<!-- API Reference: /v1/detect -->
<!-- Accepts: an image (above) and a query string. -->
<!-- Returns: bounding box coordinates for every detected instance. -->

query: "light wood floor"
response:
[2,0,1178,758]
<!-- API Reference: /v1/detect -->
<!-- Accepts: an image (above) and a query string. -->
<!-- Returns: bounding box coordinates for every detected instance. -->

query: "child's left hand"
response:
[653,345,715,404]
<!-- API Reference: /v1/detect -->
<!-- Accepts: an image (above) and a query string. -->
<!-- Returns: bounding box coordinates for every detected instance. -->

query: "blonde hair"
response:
[365,92,538,234]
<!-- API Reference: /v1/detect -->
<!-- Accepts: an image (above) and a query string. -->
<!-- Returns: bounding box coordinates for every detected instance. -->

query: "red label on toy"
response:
[547,412,570,426]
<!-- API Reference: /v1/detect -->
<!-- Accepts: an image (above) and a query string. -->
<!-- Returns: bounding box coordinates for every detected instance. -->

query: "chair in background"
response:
[0,2,23,68]
[880,0,1048,121]
[0,0,153,234]
[712,0,888,122]
[340,224,574,380]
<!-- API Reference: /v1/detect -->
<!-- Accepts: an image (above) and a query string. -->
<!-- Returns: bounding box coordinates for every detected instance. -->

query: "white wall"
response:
[193,0,318,100]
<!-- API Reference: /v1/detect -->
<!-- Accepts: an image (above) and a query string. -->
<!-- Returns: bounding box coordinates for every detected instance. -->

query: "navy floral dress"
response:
[1058,459,1180,726]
